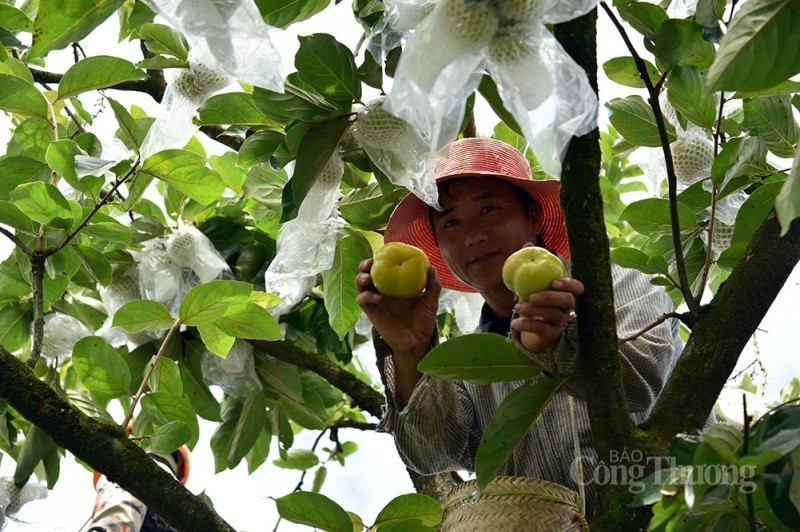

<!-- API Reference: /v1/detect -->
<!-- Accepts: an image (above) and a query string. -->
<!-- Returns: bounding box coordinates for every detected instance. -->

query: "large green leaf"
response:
[139,149,227,206]
[374,494,443,529]
[147,357,183,396]
[251,83,340,124]
[776,149,800,235]
[666,66,717,130]
[474,376,566,487]
[0,4,32,32]
[135,23,188,61]
[179,280,253,326]
[196,323,236,357]
[340,183,405,231]
[214,301,283,341]
[107,97,143,152]
[112,300,174,333]
[10,182,73,226]
[0,303,32,352]
[742,95,799,159]
[619,198,699,234]
[653,19,716,71]
[28,0,126,59]
[275,491,353,532]
[0,74,49,120]
[177,351,221,422]
[323,232,372,340]
[72,336,132,398]
[14,425,55,486]
[707,0,800,91]
[614,0,668,36]
[607,96,676,147]
[237,130,285,168]
[198,92,281,127]
[603,56,661,89]
[140,391,200,449]
[57,56,146,100]
[257,0,331,29]
[0,156,50,201]
[418,333,542,384]
[295,34,361,105]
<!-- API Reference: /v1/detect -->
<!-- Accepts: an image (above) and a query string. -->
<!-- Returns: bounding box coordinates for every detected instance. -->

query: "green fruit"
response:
[502,246,566,300]
[441,0,499,49]
[491,0,543,23]
[356,97,413,147]
[371,242,430,298]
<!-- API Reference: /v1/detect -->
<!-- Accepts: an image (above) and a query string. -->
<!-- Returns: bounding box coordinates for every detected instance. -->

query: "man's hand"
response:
[511,278,584,352]
[356,258,442,408]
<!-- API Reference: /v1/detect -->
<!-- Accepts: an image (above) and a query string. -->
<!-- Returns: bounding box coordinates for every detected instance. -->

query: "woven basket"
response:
[441,476,588,532]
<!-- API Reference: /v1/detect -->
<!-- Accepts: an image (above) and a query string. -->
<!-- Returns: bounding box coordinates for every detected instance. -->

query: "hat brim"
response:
[385,174,569,292]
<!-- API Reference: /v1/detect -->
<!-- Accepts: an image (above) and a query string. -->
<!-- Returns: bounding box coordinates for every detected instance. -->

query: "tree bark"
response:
[0,345,236,532]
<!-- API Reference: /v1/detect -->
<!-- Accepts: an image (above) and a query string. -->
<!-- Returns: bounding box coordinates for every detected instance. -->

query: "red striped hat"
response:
[384,137,570,292]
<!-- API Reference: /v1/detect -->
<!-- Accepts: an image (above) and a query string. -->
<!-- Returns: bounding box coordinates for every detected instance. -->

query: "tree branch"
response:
[0,345,236,532]
[646,212,800,439]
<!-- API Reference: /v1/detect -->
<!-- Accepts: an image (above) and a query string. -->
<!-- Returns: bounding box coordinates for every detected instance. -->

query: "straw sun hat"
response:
[384,137,570,292]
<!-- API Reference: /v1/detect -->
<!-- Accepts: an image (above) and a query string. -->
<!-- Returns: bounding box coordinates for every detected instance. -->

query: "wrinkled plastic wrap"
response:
[366,0,436,63]
[353,97,439,208]
[0,477,48,523]
[701,191,746,258]
[201,340,262,400]
[385,0,599,177]
[40,312,93,363]
[166,225,230,283]
[265,154,346,316]
[140,50,232,160]
[438,289,484,333]
[134,237,188,315]
[142,0,284,91]
[98,267,156,348]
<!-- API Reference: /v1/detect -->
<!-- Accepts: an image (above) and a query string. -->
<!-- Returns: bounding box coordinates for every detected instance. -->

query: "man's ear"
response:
[527,204,543,237]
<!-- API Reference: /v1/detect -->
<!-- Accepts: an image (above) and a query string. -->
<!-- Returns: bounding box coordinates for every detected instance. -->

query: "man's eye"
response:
[441,219,459,229]
[482,205,499,214]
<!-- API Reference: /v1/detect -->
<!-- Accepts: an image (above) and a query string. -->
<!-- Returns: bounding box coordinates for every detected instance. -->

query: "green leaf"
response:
[214,301,283,340]
[475,376,566,487]
[287,117,352,217]
[614,0,668,36]
[323,232,372,340]
[340,183,405,231]
[620,198,698,234]
[295,34,361,105]
[607,96,676,147]
[743,95,799,159]
[274,448,320,470]
[603,56,660,88]
[374,494,443,528]
[107,97,143,152]
[257,0,331,29]
[229,393,268,468]
[198,92,281,127]
[196,323,236,357]
[7,116,54,161]
[707,0,800,92]
[0,74,49,120]
[139,149,227,206]
[27,0,124,58]
[140,391,200,449]
[653,19,716,70]
[0,4,32,31]
[237,130,285,168]
[419,333,542,384]
[10,182,73,225]
[610,247,654,273]
[14,425,55,486]
[275,491,353,532]
[251,83,340,124]
[112,300,174,332]
[178,355,221,422]
[246,426,272,474]
[148,356,183,396]
[179,280,253,326]
[45,139,82,186]
[73,243,113,285]
[136,23,188,61]
[148,421,192,455]
[72,336,132,398]
[0,303,32,352]
[0,156,50,201]
[57,56,146,100]
[666,66,717,130]
[776,149,800,235]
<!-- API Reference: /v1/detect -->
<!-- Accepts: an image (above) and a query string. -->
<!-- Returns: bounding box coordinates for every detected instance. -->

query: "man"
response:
[355,137,682,518]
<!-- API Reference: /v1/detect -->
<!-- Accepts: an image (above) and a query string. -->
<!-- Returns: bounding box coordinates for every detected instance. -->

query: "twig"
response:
[600,1,699,313]
[617,311,686,345]
[0,226,32,256]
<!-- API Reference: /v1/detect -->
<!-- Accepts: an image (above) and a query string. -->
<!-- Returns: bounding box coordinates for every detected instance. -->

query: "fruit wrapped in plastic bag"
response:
[385,0,599,177]
[365,0,436,63]
[141,0,284,92]
[0,477,48,528]
[701,191,747,258]
[352,97,439,208]
[98,267,157,349]
[166,225,230,283]
[131,237,192,316]
[140,49,232,160]
[265,153,345,317]
[40,312,93,363]
[201,340,262,400]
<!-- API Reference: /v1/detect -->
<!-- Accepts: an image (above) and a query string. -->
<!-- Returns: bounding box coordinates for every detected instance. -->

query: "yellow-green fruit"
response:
[502,246,566,300]
[371,242,430,298]
[441,0,499,49]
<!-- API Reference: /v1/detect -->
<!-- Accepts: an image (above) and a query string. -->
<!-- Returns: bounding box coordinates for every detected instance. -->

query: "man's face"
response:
[432,177,541,294]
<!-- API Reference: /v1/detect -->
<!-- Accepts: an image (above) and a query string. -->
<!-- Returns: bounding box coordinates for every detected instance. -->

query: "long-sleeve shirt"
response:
[375,264,684,518]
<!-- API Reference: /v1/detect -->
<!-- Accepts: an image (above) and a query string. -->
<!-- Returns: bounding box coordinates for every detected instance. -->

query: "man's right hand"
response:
[355,258,441,407]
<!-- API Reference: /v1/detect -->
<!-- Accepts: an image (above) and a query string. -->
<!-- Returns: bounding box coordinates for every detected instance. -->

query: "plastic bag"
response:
[140,50,232,160]
[40,312,93,363]
[353,97,439,208]
[0,477,48,520]
[141,0,284,92]
[439,289,484,333]
[365,0,436,63]
[166,225,230,283]
[201,340,262,400]
[97,267,157,348]
[265,153,345,316]
[132,237,192,316]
